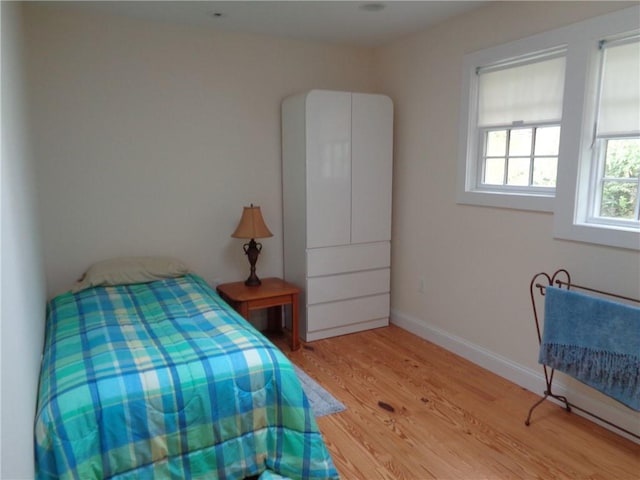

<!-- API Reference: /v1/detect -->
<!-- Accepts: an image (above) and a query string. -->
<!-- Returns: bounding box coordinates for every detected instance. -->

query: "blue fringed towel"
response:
[539,287,640,411]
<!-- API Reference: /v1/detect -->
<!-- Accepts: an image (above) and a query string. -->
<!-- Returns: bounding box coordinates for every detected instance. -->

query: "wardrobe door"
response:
[351,93,393,244]
[305,90,352,249]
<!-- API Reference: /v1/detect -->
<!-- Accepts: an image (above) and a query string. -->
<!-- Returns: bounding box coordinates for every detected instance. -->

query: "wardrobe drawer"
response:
[307,268,390,305]
[307,293,390,332]
[307,242,390,277]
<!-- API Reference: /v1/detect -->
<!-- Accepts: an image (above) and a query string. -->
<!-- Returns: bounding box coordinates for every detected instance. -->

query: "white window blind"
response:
[477,55,566,127]
[597,38,640,137]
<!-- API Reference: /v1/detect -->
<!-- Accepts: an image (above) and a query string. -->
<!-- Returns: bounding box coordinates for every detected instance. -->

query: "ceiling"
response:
[68,1,486,47]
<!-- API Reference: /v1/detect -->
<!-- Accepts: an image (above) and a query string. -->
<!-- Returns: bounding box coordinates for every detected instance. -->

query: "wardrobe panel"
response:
[305,90,352,249]
[351,93,394,244]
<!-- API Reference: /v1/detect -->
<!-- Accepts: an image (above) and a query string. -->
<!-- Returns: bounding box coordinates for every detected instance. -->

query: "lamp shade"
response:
[231,204,273,239]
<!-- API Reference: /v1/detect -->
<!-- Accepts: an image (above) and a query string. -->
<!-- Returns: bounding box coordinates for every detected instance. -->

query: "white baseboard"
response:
[390,308,640,443]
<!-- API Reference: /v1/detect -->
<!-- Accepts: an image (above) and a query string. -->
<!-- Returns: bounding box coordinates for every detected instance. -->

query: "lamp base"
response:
[242,239,263,287]
[244,273,262,287]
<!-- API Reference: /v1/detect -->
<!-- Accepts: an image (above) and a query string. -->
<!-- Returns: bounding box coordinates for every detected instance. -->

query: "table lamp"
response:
[231,204,273,286]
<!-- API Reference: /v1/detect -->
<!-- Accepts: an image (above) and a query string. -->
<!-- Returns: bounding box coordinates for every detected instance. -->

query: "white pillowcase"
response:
[72,256,189,292]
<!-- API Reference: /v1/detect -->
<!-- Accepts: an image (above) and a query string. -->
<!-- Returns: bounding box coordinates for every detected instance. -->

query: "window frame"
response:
[458,5,640,250]
[553,8,640,251]
[583,35,640,229]
[458,37,567,213]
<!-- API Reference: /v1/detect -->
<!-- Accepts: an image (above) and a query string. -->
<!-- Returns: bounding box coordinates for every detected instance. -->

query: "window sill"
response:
[456,188,554,213]
[553,218,640,251]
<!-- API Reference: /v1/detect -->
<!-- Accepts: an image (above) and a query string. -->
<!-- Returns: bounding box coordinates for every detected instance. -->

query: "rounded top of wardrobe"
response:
[283,89,391,104]
[297,89,393,111]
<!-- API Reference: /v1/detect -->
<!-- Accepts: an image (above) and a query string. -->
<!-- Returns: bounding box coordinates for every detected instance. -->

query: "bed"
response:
[34,260,339,479]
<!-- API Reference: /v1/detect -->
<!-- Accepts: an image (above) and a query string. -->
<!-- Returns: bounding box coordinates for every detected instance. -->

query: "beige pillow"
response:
[72,256,189,292]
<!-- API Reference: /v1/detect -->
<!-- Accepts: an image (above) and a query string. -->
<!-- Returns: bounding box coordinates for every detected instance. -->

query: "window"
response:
[458,40,567,212]
[459,5,640,250]
[588,37,640,227]
[476,52,565,194]
[593,138,640,222]
[482,126,560,189]
[555,15,640,251]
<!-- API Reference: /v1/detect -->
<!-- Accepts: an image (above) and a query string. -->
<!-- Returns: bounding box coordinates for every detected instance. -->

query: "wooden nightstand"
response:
[216,277,300,351]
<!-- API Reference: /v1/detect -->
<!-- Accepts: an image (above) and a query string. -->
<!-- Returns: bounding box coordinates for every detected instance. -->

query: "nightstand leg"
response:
[291,293,300,351]
[238,302,250,321]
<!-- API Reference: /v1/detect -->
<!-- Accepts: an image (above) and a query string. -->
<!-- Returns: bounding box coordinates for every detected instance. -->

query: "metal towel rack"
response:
[526,268,640,441]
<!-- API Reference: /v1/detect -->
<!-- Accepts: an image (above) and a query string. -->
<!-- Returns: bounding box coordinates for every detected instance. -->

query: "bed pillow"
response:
[72,256,190,292]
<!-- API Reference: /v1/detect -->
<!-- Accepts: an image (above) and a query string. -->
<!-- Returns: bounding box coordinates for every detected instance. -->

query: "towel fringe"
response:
[540,343,640,411]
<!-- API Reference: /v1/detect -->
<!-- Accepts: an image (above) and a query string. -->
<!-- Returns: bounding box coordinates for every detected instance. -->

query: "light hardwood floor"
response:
[271,325,639,479]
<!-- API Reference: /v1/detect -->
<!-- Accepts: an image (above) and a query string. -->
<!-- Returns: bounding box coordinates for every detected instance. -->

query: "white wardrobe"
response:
[282,90,393,341]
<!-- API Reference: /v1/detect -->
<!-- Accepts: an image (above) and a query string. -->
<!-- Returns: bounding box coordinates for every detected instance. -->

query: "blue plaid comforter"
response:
[35,274,339,479]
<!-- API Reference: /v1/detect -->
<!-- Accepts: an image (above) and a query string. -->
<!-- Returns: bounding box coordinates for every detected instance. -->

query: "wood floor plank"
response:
[270,325,639,479]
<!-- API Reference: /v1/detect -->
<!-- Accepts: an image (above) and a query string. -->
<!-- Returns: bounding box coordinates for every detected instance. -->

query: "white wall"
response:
[377,1,640,436]
[1,3,47,478]
[24,4,378,297]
